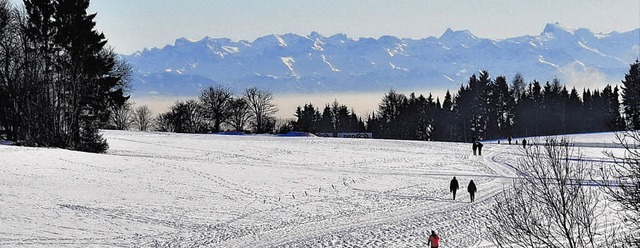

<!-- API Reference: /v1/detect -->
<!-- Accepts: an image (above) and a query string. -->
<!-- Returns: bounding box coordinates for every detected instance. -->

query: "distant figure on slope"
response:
[522,138,527,149]
[477,142,484,156]
[450,176,459,200]
[427,230,440,248]
[472,141,478,156]
[468,180,477,202]
[508,135,512,145]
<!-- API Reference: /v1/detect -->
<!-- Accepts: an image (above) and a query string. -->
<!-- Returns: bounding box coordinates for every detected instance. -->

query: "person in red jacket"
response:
[427,230,440,248]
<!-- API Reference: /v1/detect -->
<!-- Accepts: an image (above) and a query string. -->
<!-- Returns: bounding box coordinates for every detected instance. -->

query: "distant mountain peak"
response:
[439,28,477,41]
[174,37,195,46]
[542,22,575,35]
[308,31,323,39]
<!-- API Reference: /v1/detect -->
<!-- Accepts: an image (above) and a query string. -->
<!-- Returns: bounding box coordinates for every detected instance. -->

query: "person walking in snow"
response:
[508,135,512,145]
[472,141,478,155]
[468,180,477,202]
[427,230,440,248]
[522,138,527,149]
[477,142,484,156]
[450,176,459,200]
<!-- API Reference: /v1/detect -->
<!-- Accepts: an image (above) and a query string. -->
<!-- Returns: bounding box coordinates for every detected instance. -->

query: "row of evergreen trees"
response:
[293,62,640,142]
[292,101,366,136]
[0,0,129,152]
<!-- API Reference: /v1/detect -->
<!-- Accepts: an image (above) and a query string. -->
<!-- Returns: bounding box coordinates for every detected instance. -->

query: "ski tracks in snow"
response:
[1,131,529,247]
[216,185,501,247]
[136,144,520,247]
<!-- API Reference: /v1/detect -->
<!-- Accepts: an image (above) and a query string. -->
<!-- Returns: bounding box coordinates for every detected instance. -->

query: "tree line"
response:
[293,62,639,142]
[0,0,129,152]
[113,62,639,142]
[111,85,279,135]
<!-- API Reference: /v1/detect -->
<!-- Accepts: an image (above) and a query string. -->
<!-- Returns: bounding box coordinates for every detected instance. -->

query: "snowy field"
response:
[0,130,625,247]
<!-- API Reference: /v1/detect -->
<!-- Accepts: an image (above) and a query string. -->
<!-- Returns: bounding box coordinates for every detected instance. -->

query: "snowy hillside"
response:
[0,131,626,246]
[123,23,640,95]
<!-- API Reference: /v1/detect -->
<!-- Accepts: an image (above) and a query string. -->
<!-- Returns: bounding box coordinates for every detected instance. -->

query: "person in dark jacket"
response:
[522,138,527,149]
[472,142,478,155]
[468,180,477,202]
[450,176,459,200]
[427,230,440,248]
[477,142,484,156]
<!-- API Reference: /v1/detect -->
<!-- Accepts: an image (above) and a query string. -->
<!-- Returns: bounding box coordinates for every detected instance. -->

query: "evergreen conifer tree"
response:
[294,103,320,133]
[622,60,640,129]
[16,0,129,152]
[318,105,334,135]
[602,85,625,130]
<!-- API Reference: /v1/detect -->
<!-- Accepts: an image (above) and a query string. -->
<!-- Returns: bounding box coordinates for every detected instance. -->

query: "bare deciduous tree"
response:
[163,100,205,133]
[182,99,206,133]
[274,118,294,134]
[154,112,173,132]
[244,87,277,133]
[199,85,233,132]
[488,138,614,247]
[0,0,24,142]
[110,101,133,130]
[133,105,152,131]
[226,97,251,132]
[602,131,640,245]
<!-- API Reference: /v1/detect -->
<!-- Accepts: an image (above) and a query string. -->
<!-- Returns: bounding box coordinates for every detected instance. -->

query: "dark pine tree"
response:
[318,105,334,135]
[421,93,436,140]
[602,85,625,130]
[566,87,583,134]
[454,84,473,141]
[487,75,513,139]
[558,86,570,133]
[582,89,594,132]
[591,89,608,132]
[511,73,526,104]
[622,60,640,129]
[294,103,320,133]
[19,0,129,152]
[366,113,382,138]
[541,79,564,135]
[432,91,456,141]
[529,81,544,135]
[334,104,351,133]
[455,72,491,141]
[377,89,408,139]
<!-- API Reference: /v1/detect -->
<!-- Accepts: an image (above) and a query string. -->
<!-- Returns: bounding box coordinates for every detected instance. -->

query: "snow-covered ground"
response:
[0,130,625,247]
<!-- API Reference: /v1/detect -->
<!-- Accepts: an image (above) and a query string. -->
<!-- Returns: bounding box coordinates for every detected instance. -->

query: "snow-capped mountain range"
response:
[123,23,640,96]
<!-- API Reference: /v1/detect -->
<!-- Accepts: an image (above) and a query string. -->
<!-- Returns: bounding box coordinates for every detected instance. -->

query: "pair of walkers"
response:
[472,141,483,156]
[449,177,477,202]
[471,136,484,156]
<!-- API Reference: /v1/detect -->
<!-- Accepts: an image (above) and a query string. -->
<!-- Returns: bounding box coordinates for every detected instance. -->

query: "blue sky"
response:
[8,0,640,54]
